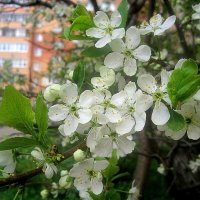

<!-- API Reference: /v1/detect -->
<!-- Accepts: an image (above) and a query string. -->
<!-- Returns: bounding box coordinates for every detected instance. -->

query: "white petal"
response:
[175,58,186,69]
[100,66,115,87]
[111,28,125,39]
[135,91,153,113]
[44,163,54,179]
[94,160,109,171]
[139,25,152,35]
[79,90,94,108]
[134,112,146,131]
[59,83,78,104]
[105,107,122,123]
[104,52,124,69]
[94,138,113,157]
[110,91,126,107]
[94,11,109,28]
[109,39,125,52]
[165,128,186,140]
[124,57,137,76]
[194,90,200,101]
[179,104,195,119]
[151,102,170,125]
[31,148,44,161]
[86,27,106,38]
[63,115,79,136]
[91,177,103,195]
[91,77,105,88]
[159,15,176,31]
[160,69,170,92]
[192,4,200,13]
[48,104,68,122]
[95,35,111,48]
[150,14,163,27]
[116,116,135,135]
[133,45,151,62]
[137,74,157,94]
[125,26,141,49]
[124,81,136,98]
[116,136,135,156]
[187,124,200,140]
[77,109,92,124]
[110,10,122,27]
[192,13,200,20]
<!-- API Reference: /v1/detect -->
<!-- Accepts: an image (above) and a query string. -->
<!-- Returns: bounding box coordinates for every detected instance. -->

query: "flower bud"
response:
[73,149,86,162]
[40,189,48,199]
[69,70,74,80]
[43,84,61,102]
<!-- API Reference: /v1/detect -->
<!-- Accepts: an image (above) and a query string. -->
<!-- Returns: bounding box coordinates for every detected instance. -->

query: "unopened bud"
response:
[40,189,48,199]
[73,149,86,162]
[44,84,61,102]
[69,70,74,80]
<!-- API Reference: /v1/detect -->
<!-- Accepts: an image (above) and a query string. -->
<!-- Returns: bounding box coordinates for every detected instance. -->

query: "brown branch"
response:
[0,141,86,187]
[90,0,99,12]
[163,0,191,58]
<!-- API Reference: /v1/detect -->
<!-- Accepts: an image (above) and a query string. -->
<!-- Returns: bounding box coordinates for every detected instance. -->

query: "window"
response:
[0,43,28,52]
[33,63,41,71]
[0,57,27,68]
[0,13,29,23]
[35,34,43,42]
[34,48,42,57]
[15,29,26,37]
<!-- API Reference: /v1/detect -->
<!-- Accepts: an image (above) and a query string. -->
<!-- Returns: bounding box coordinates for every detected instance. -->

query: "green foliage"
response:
[103,150,120,181]
[118,0,128,28]
[0,137,38,151]
[167,59,200,107]
[0,86,35,135]
[81,45,111,57]
[62,5,94,40]
[167,109,185,131]
[72,61,86,91]
[35,93,48,139]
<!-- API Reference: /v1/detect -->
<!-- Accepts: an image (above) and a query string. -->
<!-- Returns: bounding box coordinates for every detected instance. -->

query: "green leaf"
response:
[72,61,85,90]
[70,16,93,32]
[71,4,91,20]
[35,93,48,139]
[81,45,111,57]
[0,86,35,135]
[0,137,38,151]
[103,150,119,180]
[167,59,200,107]
[167,109,185,131]
[105,190,121,200]
[118,0,128,28]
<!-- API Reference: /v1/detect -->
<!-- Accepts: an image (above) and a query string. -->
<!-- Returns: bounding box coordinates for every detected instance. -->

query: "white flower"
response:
[157,164,165,175]
[90,124,136,158]
[73,149,86,162]
[86,11,125,48]
[92,89,126,124]
[189,155,200,173]
[91,66,115,89]
[59,170,72,189]
[44,84,61,102]
[69,158,109,195]
[140,14,176,35]
[192,4,200,20]
[104,26,151,76]
[31,147,57,179]
[158,103,200,140]
[137,70,171,125]
[115,82,153,135]
[48,82,94,136]
[51,182,58,198]
[0,150,16,177]
[40,189,49,199]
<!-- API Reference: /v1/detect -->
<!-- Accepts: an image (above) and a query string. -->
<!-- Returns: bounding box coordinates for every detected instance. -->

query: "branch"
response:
[90,0,99,12]
[163,0,191,58]
[0,141,85,187]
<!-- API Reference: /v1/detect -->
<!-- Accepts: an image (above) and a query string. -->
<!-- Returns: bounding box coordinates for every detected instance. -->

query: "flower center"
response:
[70,105,78,113]
[153,90,164,101]
[185,117,192,124]
[124,49,132,57]
[105,26,113,34]
[87,170,97,178]
[128,106,135,114]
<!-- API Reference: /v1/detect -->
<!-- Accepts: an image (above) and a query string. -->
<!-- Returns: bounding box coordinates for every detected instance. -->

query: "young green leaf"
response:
[0,86,35,135]
[0,137,38,151]
[70,16,93,32]
[81,45,111,57]
[71,4,91,20]
[72,61,85,91]
[167,109,185,131]
[118,0,128,28]
[36,93,48,139]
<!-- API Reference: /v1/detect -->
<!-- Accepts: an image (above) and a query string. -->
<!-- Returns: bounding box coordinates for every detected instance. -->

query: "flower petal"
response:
[94,138,113,157]
[95,35,111,48]
[93,11,109,28]
[86,27,106,38]
[137,74,157,94]
[59,83,78,104]
[63,115,79,136]
[77,108,92,124]
[79,90,94,108]
[104,52,124,69]
[110,10,122,27]
[94,160,109,171]
[187,124,200,140]
[111,28,125,39]
[116,116,135,135]
[109,39,125,52]
[151,101,170,125]
[48,104,68,122]
[124,57,137,76]
[91,177,103,195]
[110,91,126,107]
[105,107,122,123]
[125,26,141,49]
[133,45,151,62]
[134,112,146,131]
